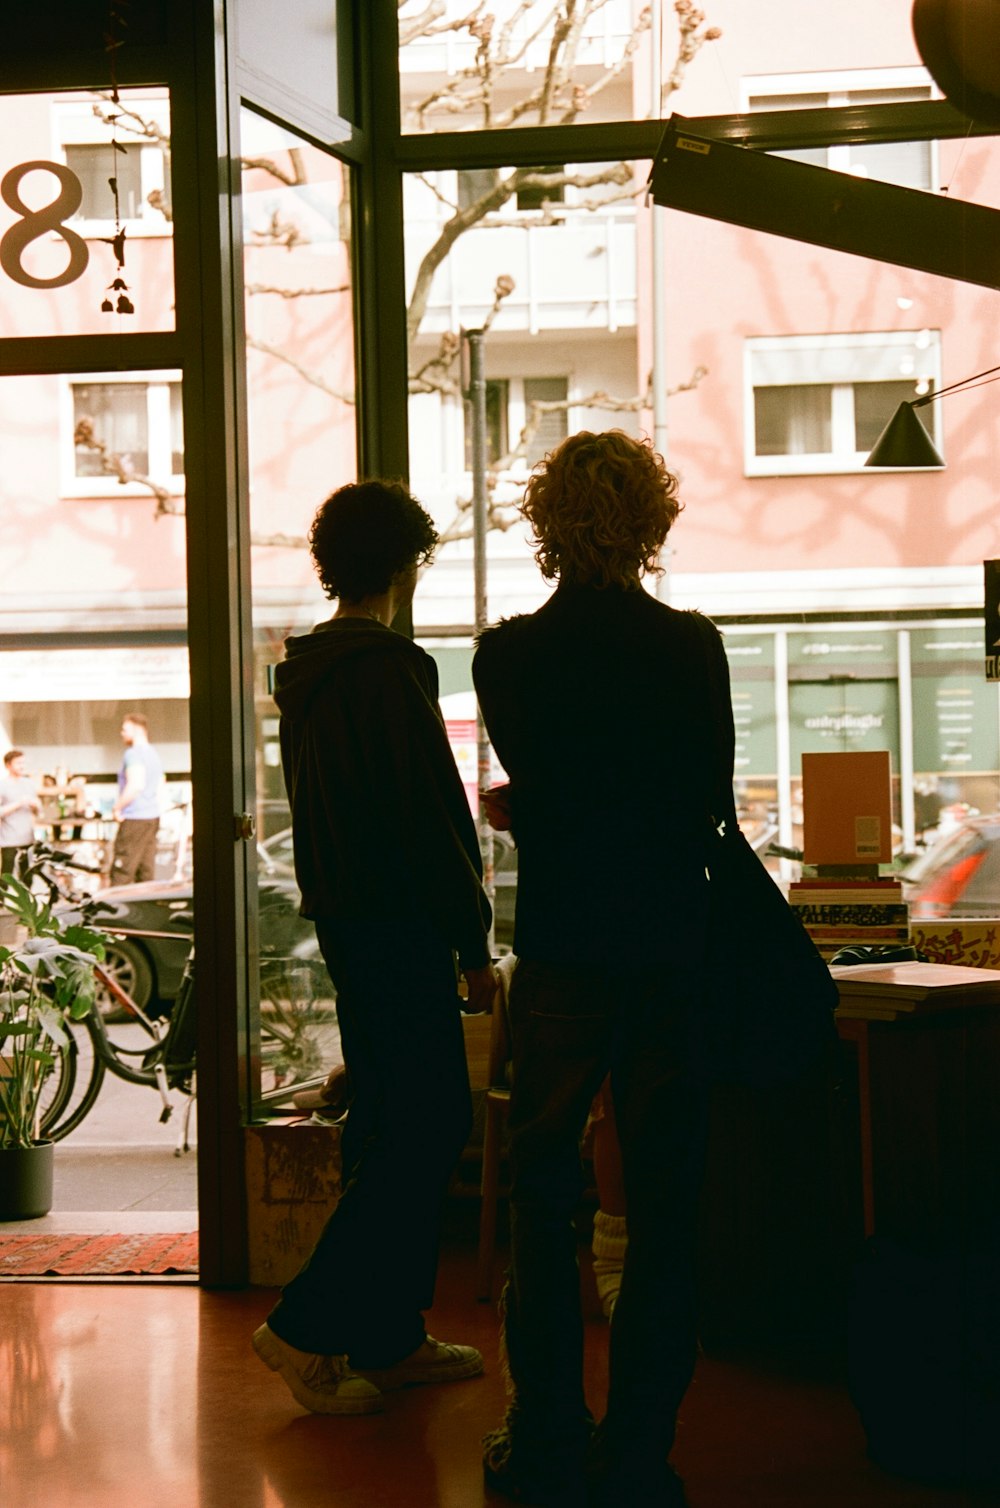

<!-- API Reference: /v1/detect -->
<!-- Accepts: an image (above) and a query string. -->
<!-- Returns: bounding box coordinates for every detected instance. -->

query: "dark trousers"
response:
[267,914,473,1367]
[110,817,159,883]
[1,846,26,874]
[503,954,710,1487]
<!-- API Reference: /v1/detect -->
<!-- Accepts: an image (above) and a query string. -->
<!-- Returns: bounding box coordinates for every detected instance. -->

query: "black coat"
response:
[472,581,735,967]
[274,618,491,969]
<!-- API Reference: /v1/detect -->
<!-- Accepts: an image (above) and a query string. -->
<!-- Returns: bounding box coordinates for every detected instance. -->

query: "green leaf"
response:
[36,1003,69,1048]
[0,1022,38,1040]
[63,925,106,959]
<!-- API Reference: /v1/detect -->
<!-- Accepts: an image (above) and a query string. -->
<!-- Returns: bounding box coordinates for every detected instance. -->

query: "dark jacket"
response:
[274,618,491,969]
[472,581,735,966]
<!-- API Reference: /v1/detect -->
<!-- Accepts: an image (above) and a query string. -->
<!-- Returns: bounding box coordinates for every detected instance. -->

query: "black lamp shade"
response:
[864,400,945,467]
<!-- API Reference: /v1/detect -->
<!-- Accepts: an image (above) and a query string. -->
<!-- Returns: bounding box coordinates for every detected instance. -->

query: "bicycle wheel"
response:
[259,956,338,1095]
[37,1028,77,1135]
[96,937,155,1021]
[39,1015,106,1142]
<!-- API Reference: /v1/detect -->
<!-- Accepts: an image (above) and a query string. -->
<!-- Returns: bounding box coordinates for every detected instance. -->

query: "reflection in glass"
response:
[399,1,677,133]
[242,109,356,1106]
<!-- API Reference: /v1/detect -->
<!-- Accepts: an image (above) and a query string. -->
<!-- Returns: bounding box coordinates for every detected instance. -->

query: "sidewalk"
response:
[0,1143,198,1236]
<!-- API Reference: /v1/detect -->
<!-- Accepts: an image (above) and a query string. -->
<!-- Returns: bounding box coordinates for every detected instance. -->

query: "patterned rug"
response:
[0,1231,199,1275]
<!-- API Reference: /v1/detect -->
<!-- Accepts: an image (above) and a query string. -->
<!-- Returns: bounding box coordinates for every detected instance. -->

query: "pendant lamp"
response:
[864,398,945,467]
[864,362,1000,467]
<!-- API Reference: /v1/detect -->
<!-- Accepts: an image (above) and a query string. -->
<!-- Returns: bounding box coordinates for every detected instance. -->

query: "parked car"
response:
[901,813,1000,919]
[58,827,320,1016]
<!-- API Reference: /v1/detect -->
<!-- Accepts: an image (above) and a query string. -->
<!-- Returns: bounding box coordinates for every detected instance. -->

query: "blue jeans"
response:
[267,915,472,1367]
[503,954,710,1482]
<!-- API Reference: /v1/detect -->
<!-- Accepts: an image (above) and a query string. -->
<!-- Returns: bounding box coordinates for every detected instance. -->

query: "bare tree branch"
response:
[246,336,355,405]
[241,155,306,188]
[72,417,176,514]
[435,365,709,545]
[245,283,351,299]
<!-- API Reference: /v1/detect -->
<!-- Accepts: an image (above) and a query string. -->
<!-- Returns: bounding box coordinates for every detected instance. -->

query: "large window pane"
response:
[398,11,1000,945]
[241,110,357,1108]
[0,90,174,335]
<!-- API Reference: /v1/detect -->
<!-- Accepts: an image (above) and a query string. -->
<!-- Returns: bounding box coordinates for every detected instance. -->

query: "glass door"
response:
[240,109,358,1114]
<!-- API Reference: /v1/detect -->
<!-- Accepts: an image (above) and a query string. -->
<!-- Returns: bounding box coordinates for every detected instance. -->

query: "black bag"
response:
[693,612,839,1088]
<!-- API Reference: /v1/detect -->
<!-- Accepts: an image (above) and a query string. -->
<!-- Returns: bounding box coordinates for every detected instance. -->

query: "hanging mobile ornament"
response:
[100,1,134,315]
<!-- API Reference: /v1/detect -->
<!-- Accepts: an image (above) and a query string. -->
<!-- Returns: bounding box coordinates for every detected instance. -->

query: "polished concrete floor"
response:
[0,1235,992,1508]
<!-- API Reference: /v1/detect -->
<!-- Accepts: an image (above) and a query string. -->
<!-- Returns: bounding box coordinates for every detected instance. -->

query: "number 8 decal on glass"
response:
[0,160,89,289]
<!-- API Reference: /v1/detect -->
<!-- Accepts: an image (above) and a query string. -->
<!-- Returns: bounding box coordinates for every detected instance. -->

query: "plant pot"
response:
[0,1140,54,1219]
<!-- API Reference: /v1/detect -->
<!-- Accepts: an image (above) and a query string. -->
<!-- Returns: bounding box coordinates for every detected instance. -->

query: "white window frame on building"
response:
[52,95,171,234]
[743,331,943,477]
[61,370,185,498]
[743,67,939,191]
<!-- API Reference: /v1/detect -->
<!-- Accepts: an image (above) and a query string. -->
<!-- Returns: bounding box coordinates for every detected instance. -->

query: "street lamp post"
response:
[461,327,495,947]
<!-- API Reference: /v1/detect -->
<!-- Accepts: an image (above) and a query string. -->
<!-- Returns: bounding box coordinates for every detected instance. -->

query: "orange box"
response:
[801,750,892,865]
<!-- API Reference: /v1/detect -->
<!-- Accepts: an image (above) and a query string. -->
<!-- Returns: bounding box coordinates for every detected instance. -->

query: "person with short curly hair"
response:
[474,430,734,1507]
[308,479,438,603]
[520,428,682,590]
[254,477,496,1417]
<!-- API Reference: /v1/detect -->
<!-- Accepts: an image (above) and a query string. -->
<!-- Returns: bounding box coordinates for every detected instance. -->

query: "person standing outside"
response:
[474,431,735,1507]
[0,749,41,873]
[110,713,164,884]
[252,478,497,1416]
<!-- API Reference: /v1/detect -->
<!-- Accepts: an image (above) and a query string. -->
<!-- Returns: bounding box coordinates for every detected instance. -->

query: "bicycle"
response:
[36,926,338,1151]
[16,849,337,1151]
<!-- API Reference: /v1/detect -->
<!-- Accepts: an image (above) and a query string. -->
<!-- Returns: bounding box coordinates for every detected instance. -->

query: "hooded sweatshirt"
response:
[273,617,491,970]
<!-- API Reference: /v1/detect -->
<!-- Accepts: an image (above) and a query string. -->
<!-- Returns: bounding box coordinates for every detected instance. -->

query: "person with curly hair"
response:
[253,478,497,1416]
[473,431,735,1506]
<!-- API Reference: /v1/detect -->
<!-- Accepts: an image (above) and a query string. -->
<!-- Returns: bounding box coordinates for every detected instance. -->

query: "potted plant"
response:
[0,855,105,1218]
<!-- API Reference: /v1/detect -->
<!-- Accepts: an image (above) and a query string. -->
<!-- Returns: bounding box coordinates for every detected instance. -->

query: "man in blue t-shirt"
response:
[110,712,164,884]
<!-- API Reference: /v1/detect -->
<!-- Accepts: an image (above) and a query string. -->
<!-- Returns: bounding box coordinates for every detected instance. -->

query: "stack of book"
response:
[789,876,908,961]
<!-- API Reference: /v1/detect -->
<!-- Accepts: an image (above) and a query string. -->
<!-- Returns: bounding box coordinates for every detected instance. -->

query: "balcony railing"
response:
[406,210,637,336]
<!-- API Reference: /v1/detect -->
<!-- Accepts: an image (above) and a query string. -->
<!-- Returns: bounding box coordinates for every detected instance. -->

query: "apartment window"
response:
[746,70,936,191]
[55,96,172,227]
[457,168,501,210]
[516,165,565,212]
[745,333,941,475]
[464,379,509,466]
[64,143,145,220]
[70,377,184,486]
[523,377,568,464]
[464,377,569,470]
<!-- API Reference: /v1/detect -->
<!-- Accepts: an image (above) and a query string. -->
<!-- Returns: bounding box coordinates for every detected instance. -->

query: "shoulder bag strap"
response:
[690,610,739,835]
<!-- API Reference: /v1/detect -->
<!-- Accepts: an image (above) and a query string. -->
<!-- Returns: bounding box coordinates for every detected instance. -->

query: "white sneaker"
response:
[353,1335,484,1391]
[252,1323,383,1414]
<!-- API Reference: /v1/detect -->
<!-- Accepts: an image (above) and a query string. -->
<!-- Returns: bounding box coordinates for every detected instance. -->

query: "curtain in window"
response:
[73,384,149,476]
[755,384,832,456]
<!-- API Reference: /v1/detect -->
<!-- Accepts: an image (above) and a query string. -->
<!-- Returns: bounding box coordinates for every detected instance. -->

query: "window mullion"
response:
[831,383,857,457]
